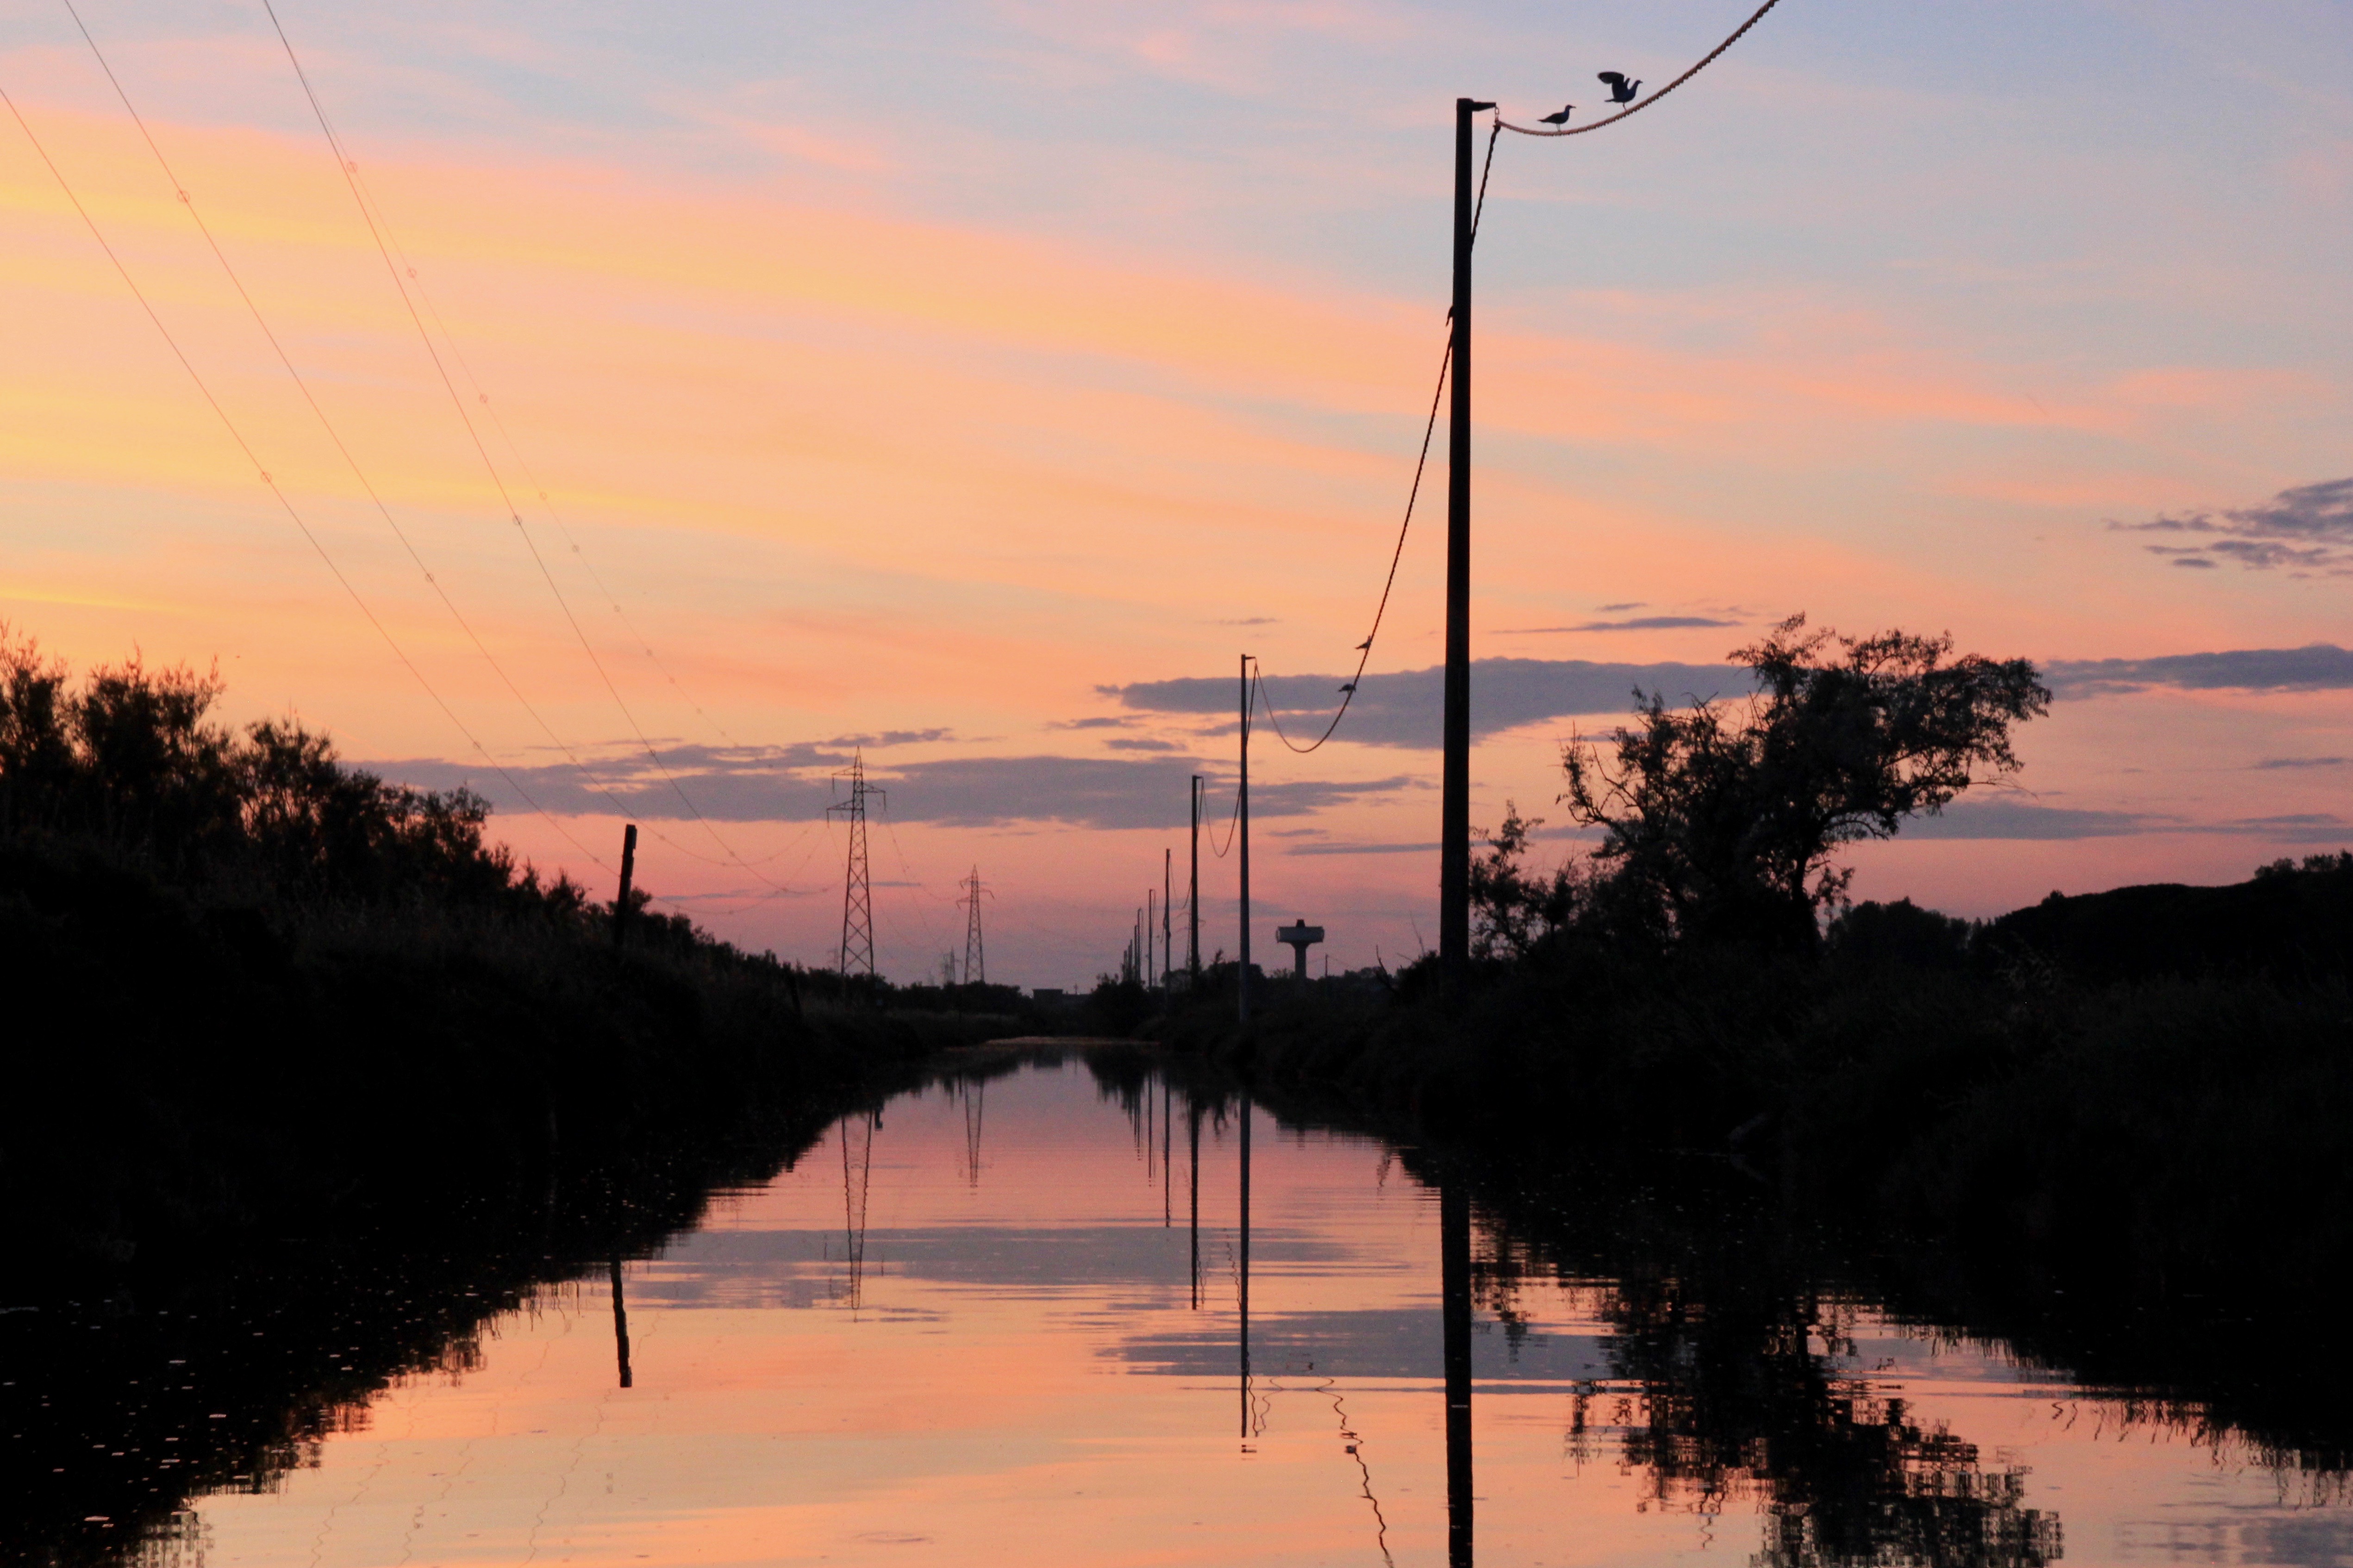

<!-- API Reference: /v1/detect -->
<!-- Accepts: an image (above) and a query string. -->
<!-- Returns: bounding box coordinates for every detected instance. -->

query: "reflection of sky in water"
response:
[188,1058,2352,1567]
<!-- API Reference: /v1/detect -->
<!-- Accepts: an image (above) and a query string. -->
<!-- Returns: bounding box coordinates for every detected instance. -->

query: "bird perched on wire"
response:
[1538,103,1575,126]
[1598,71,1641,105]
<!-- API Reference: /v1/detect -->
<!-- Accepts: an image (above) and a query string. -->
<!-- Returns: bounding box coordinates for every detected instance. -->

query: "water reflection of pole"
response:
[842,1111,877,1310]
[962,1081,985,1189]
[609,1257,633,1389]
[1239,1093,1253,1441]
[1188,1098,1203,1309]
[1442,1178,1473,1568]
[1162,1079,1173,1226]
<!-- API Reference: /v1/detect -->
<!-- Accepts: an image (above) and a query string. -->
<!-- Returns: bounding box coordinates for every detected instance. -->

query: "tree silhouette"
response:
[1562,616,2048,952]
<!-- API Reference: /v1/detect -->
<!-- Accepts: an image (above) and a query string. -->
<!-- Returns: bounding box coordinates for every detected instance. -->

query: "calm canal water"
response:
[52,1049,2353,1566]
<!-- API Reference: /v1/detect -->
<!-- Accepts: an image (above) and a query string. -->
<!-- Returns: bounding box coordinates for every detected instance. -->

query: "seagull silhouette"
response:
[1538,103,1575,126]
[1598,71,1641,105]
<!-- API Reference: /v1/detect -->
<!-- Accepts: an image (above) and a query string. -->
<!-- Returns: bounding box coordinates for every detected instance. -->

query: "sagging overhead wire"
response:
[361,239,756,757]
[1498,0,1783,137]
[1253,123,1497,757]
[55,0,716,872]
[257,0,792,893]
[0,77,612,880]
[1257,0,1780,748]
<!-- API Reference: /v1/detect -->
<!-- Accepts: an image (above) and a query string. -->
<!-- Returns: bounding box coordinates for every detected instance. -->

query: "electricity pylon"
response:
[829,749,883,979]
[960,865,986,985]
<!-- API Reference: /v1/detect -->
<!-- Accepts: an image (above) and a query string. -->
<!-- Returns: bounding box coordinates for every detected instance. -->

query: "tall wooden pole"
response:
[1238,656,1253,1024]
[1162,848,1173,989]
[1442,98,1492,985]
[1189,774,1203,977]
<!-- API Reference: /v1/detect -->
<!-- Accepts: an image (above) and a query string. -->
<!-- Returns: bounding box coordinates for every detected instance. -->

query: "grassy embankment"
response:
[1145,865,2353,1301]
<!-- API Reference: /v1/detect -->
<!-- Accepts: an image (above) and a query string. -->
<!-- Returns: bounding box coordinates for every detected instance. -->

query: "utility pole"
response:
[611,822,637,948]
[960,865,986,986]
[1188,775,1203,978]
[1442,96,1494,989]
[1145,890,1156,988]
[1237,655,1253,1024]
[829,749,882,981]
[1162,847,1173,989]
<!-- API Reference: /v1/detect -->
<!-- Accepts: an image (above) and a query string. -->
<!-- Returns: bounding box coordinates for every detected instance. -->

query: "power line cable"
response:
[1497,0,1784,138]
[54,0,735,877]
[0,77,612,880]
[348,223,755,757]
[1253,0,1782,745]
[1253,123,1498,757]
[1255,0,1781,748]
[256,0,791,893]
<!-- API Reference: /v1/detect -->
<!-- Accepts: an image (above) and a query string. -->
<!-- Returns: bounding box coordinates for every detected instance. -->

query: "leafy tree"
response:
[1561,616,2049,952]
[1467,803,1577,962]
[0,620,592,923]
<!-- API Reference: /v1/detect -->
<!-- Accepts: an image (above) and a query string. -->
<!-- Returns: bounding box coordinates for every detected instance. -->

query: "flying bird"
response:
[1538,103,1575,126]
[1598,70,1641,104]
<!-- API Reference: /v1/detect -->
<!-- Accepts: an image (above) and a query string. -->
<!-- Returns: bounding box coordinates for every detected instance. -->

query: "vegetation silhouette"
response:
[1192,1052,2352,1568]
[1150,613,2353,1356]
[1547,615,2050,953]
[0,622,1032,1286]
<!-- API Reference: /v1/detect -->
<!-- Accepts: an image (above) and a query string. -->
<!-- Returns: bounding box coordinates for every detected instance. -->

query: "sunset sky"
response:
[3,0,2349,984]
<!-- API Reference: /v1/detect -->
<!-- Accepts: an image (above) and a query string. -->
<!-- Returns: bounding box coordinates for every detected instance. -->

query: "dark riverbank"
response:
[1144,864,2353,1320]
[0,838,1024,1566]
[1086,1042,2353,1503]
[0,836,1011,1285]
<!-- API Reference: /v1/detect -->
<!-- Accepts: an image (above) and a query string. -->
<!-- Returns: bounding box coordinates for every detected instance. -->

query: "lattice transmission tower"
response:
[829,750,883,979]
[960,866,986,985]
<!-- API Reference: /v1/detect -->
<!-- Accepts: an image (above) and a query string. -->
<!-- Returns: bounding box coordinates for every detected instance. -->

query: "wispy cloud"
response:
[1284,839,1439,856]
[2046,645,2353,697]
[1901,799,2146,840]
[1105,657,1749,749]
[371,746,1405,830]
[1502,616,1738,634]
[2111,477,2353,574]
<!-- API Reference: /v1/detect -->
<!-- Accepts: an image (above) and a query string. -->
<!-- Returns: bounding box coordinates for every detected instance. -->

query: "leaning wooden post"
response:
[613,822,638,947]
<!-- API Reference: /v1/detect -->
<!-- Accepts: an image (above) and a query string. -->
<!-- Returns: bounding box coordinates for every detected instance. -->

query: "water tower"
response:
[1274,920,1324,979]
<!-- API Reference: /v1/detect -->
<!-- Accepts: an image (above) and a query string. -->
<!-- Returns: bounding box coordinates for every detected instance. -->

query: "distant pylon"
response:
[960,865,986,985]
[829,749,884,979]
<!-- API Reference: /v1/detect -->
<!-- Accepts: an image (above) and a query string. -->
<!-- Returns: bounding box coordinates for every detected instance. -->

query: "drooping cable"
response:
[54,0,733,874]
[1498,0,1783,138]
[257,0,791,893]
[1207,776,1242,859]
[349,228,754,756]
[1255,0,1780,749]
[1254,122,1498,757]
[0,78,611,877]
